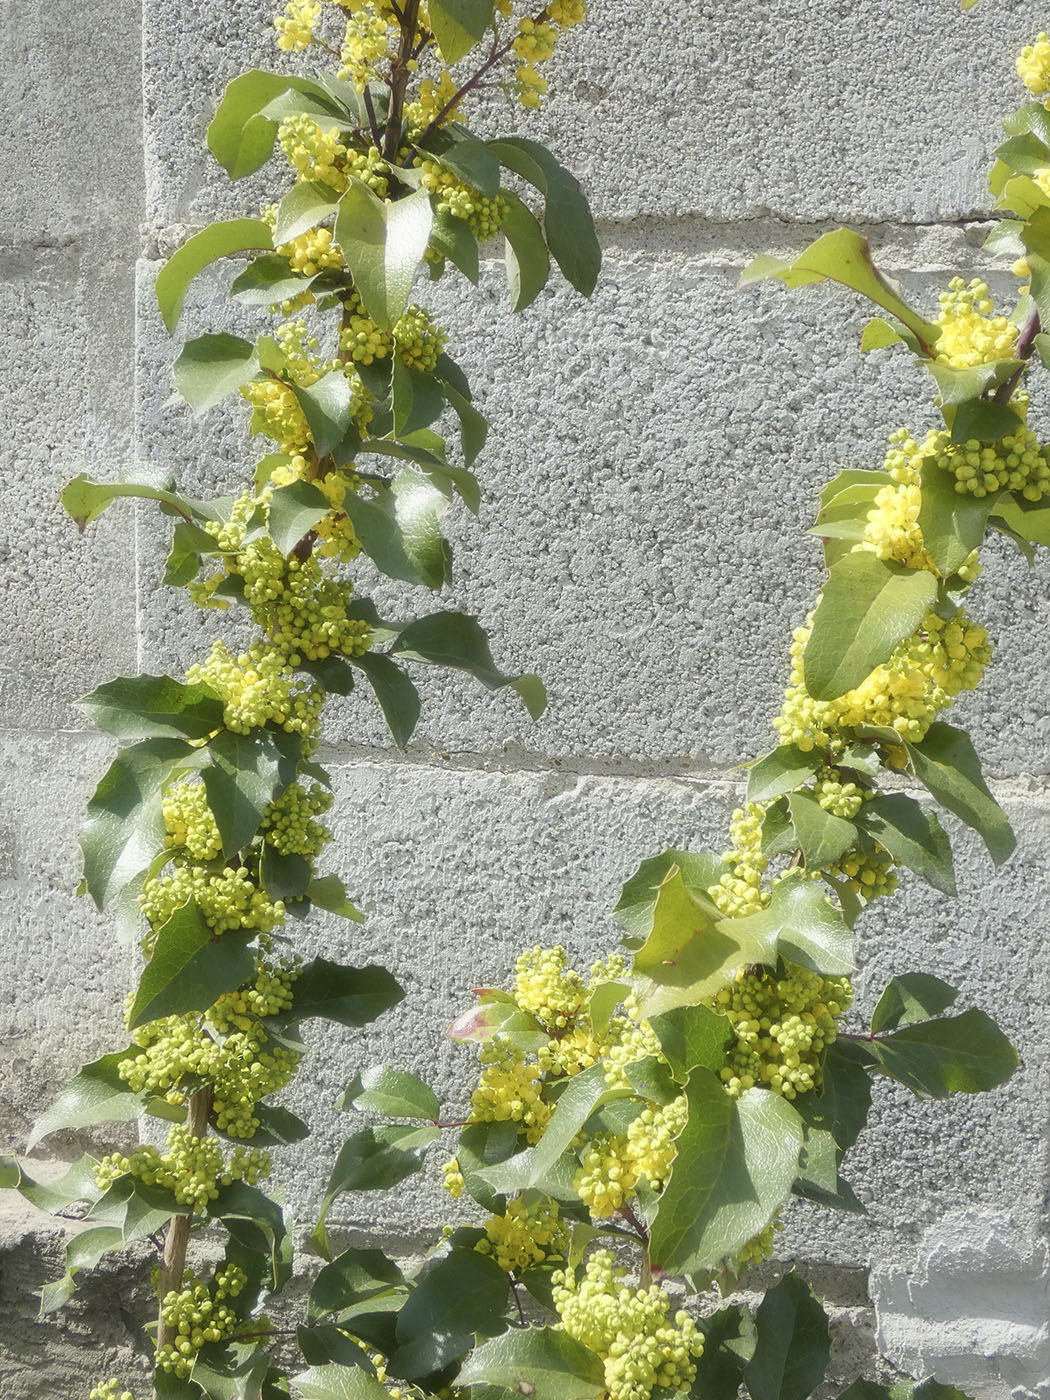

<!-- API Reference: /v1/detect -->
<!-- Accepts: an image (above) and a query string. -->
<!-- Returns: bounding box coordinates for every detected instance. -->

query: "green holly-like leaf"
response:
[915,456,996,577]
[488,138,600,297]
[268,480,332,556]
[427,0,494,63]
[357,437,480,513]
[60,474,219,532]
[391,611,546,717]
[455,1120,520,1211]
[80,737,196,907]
[630,868,778,1018]
[39,1227,126,1314]
[156,218,274,332]
[856,793,956,896]
[305,877,366,922]
[852,1008,1018,1098]
[77,675,224,743]
[128,902,255,1030]
[341,1066,440,1121]
[803,552,938,702]
[243,1104,311,1148]
[312,1128,434,1258]
[457,1327,606,1400]
[692,1305,757,1400]
[499,189,550,312]
[343,471,451,589]
[746,745,822,803]
[273,958,404,1029]
[27,1050,141,1151]
[429,207,481,284]
[391,360,447,438]
[743,1273,831,1400]
[389,1248,509,1379]
[308,1249,405,1321]
[259,846,313,902]
[648,1071,804,1276]
[870,973,959,1034]
[649,1004,733,1083]
[990,493,1050,548]
[335,182,433,329]
[613,848,725,944]
[440,379,488,467]
[948,397,1022,446]
[787,792,858,869]
[174,334,260,413]
[291,372,355,459]
[740,229,939,357]
[199,727,301,857]
[347,653,422,750]
[292,1366,392,1400]
[905,722,1015,864]
[718,877,855,978]
[207,70,351,180]
[86,1175,188,1244]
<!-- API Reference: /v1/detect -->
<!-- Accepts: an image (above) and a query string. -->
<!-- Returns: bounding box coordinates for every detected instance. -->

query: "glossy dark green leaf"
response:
[392,361,446,437]
[648,1071,803,1276]
[80,737,196,907]
[746,745,822,803]
[916,456,995,576]
[856,794,956,896]
[86,1175,187,1244]
[488,138,600,296]
[77,675,224,742]
[871,973,959,1034]
[440,380,488,466]
[787,792,858,870]
[347,652,422,749]
[291,372,354,458]
[429,207,480,285]
[157,218,273,331]
[905,723,1015,864]
[336,182,433,328]
[356,437,480,512]
[198,727,299,857]
[744,1273,830,1400]
[719,876,854,977]
[259,845,313,902]
[949,397,1023,446]
[456,1120,521,1211]
[308,1249,405,1321]
[457,1327,605,1400]
[245,1104,311,1148]
[803,553,937,701]
[268,480,332,555]
[390,1249,508,1379]
[499,189,550,312]
[343,470,451,589]
[650,1004,732,1083]
[128,902,254,1029]
[864,1008,1017,1097]
[27,1050,140,1150]
[274,958,403,1029]
[392,611,545,717]
[692,1305,756,1400]
[313,1129,432,1257]
[477,1064,612,1196]
[296,1327,373,1370]
[39,1226,125,1314]
[341,1066,439,1121]
[164,519,214,586]
[174,334,260,413]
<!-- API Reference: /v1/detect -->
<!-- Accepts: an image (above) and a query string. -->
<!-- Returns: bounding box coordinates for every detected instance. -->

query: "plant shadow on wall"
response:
[2,3,1047,1400]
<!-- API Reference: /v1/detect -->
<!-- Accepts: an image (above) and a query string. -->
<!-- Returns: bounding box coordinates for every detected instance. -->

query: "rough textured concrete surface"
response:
[4,0,1050,1396]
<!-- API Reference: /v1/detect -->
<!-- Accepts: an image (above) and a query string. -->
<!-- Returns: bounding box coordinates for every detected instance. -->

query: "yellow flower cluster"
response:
[934,278,1018,369]
[186,641,325,742]
[775,607,990,751]
[711,964,852,1099]
[239,541,373,662]
[156,1265,247,1377]
[514,944,586,1025]
[507,2,587,109]
[477,1196,569,1272]
[812,770,865,819]
[95,1125,270,1212]
[140,862,286,938]
[471,1039,552,1143]
[274,0,322,51]
[553,1250,703,1400]
[1018,31,1050,98]
[340,5,392,91]
[573,1095,687,1217]
[709,802,768,917]
[162,781,223,862]
[405,70,463,129]
[417,161,509,242]
[279,114,348,189]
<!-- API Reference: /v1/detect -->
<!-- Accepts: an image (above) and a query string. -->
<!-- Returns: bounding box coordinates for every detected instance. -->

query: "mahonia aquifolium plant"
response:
[0,4,1038,1400]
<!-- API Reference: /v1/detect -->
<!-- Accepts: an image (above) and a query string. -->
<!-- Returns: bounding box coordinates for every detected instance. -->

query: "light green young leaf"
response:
[613,848,725,943]
[293,1366,393,1400]
[803,552,937,701]
[428,0,494,63]
[648,1072,804,1275]
[787,792,858,869]
[746,744,822,803]
[128,902,255,1029]
[305,877,366,923]
[60,474,218,532]
[905,722,1015,864]
[344,473,451,589]
[174,333,260,414]
[27,1051,139,1151]
[341,1066,440,1121]
[308,1248,405,1321]
[156,218,274,332]
[229,254,319,306]
[856,793,956,896]
[744,1273,831,1400]
[458,1327,605,1400]
[336,181,433,328]
[274,180,343,244]
[207,70,350,179]
[391,611,546,717]
[740,229,939,357]
[313,1129,432,1257]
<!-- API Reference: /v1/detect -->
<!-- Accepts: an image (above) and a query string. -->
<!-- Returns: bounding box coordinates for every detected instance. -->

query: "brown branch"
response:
[156,1087,213,1353]
[383,0,422,160]
[994,306,1041,404]
[362,84,384,149]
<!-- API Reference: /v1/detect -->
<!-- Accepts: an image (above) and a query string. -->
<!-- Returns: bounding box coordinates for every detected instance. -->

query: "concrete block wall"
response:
[3,0,1049,1394]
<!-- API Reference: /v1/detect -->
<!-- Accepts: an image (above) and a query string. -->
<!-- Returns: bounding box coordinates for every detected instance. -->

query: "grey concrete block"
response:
[142,0,1042,231]
[134,242,1050,778]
